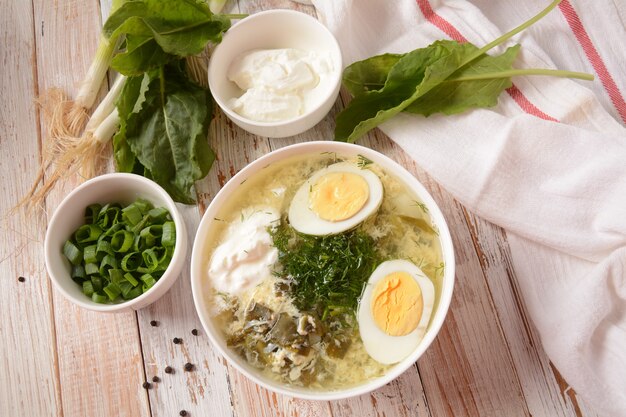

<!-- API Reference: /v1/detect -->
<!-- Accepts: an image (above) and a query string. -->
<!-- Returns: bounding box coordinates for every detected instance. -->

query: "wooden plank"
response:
[31,0,151,416]
[0,1,61,416]
[127,2,252,415]
[462,211,600,417]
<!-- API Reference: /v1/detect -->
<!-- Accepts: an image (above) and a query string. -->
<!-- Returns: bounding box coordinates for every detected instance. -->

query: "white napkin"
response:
[312,0,626,415]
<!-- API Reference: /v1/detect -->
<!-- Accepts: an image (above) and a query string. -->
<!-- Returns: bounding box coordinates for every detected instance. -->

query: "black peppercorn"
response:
[142,382,151,389]
[184,362,194,372]
[191,329,198,336]
[150,320,158,327]
[164,366,173,374]
[179,410,187,416]
[173,337,182,344]
[152,376,160,383]
[18,276,25,282]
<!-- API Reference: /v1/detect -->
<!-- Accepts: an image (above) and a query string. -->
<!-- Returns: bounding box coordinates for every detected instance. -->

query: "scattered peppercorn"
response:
[152,376,160,383]
[173,337,182,344]
[18,276,25,282]
[191,329,199,336]
[142,382,152,389]
[184,362,194,372]
[150,320,158,327]
[179,410,187,416]
[164,366,173,374]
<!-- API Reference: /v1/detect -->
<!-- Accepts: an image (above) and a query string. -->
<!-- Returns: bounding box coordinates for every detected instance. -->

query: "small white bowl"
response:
[190,141,455,400]
[208,10,343,138]
[45,173,187,312]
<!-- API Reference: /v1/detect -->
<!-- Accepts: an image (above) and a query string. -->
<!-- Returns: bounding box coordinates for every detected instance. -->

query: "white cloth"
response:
[312,0,626,415]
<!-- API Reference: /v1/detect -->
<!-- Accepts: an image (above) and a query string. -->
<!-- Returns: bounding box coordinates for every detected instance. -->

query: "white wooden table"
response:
[0,0,604,416]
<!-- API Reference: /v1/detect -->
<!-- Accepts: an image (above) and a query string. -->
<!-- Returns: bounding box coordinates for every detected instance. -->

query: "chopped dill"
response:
[270,221,381,321]
[356,154,373,168]
[320,151,337,162]
[434,262,445,277]
[412,200,429,214]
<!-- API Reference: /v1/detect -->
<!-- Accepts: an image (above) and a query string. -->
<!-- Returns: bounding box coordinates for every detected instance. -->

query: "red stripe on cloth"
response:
[506,85,558,122]
[415,0,558,122]
[559,0,626,123]
[415,0,467,42]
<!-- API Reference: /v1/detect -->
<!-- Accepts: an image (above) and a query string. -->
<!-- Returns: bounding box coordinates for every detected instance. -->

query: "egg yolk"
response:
[308,172,369,222]
[371,271,423,337]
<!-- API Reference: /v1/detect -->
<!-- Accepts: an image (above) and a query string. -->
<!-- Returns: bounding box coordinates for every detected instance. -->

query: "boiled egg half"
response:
[288,162,383,235]
[358,260,435,364]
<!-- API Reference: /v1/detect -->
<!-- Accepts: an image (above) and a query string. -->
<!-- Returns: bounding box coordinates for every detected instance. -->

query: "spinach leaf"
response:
[115,63,214,203]
[406,44,521,116]
[111,35,173,76]
[104,0,229,76]
[343,53,403,96]
[335,41,477,142]
[103,0,230,58]
[335,0,592,143]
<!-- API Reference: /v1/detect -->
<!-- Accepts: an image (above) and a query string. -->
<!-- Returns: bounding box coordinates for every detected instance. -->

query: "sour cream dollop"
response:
[208,207,280,294]
[227,48,334,122]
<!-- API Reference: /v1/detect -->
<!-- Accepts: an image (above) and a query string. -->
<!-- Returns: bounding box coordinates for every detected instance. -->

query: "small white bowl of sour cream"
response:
[208,10,342,138]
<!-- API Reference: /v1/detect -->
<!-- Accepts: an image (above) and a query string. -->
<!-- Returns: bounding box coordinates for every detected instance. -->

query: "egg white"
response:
[288,162,383,235]
[357,260,435,364]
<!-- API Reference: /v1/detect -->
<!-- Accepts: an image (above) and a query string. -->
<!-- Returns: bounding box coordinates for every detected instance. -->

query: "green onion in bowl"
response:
[63,198,176,303]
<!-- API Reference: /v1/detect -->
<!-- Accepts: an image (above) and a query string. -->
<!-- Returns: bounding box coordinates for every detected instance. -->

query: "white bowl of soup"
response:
[190,141,455,400]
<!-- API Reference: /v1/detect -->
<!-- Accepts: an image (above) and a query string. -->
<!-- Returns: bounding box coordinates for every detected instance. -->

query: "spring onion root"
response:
[18,77,124,212]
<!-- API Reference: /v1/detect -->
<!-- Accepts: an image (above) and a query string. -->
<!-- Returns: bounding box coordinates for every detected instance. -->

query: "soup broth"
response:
[203,153,443,390]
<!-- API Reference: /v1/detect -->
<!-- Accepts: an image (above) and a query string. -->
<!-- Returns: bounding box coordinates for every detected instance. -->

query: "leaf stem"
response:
[464,0,562,65]
[448,68,594,82]
[221,13,247,19]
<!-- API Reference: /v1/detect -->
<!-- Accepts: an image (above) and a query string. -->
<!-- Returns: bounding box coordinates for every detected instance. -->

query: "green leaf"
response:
[103,0,230,57]
[113,73,151,172]
[406,44,521,116]
[335,40,477,142]
[116,63,214,204]
[111,35,173,76]
[342,53,403,97]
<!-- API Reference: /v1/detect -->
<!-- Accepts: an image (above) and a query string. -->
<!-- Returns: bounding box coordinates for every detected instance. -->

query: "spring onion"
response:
[62,198,176,303]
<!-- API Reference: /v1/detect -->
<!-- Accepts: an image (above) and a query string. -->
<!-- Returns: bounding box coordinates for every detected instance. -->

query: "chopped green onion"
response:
[75,224,103,243]
[121,252,142,271]
[162,222,176,247]
[99,254,118,276]
[96,239,114,257]
[85,263,99,276]
[63,241,83,266]
[85,204,102,224]
[133,198,153,214]
[140,225,162,248]
[91,276,103,292]
[124,286,143,300]
[124,272,139,286]
[71,264,86,281]
[82,280,94,297]
[108,268,124,285]
[103,282,121,300]
[111,230,133,252]
[148,207,169,222]
[121,204,142,226]
[64,198,175,303]
[92,292,108,303]
[83,244,98,264]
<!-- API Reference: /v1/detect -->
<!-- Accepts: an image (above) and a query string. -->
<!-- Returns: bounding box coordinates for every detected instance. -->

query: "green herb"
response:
[104,0,231,203]
[62,198,176,303]
[270,221,381,320]
[114,62,215,203]
[335,0,593,143]
[356,154,373,168]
